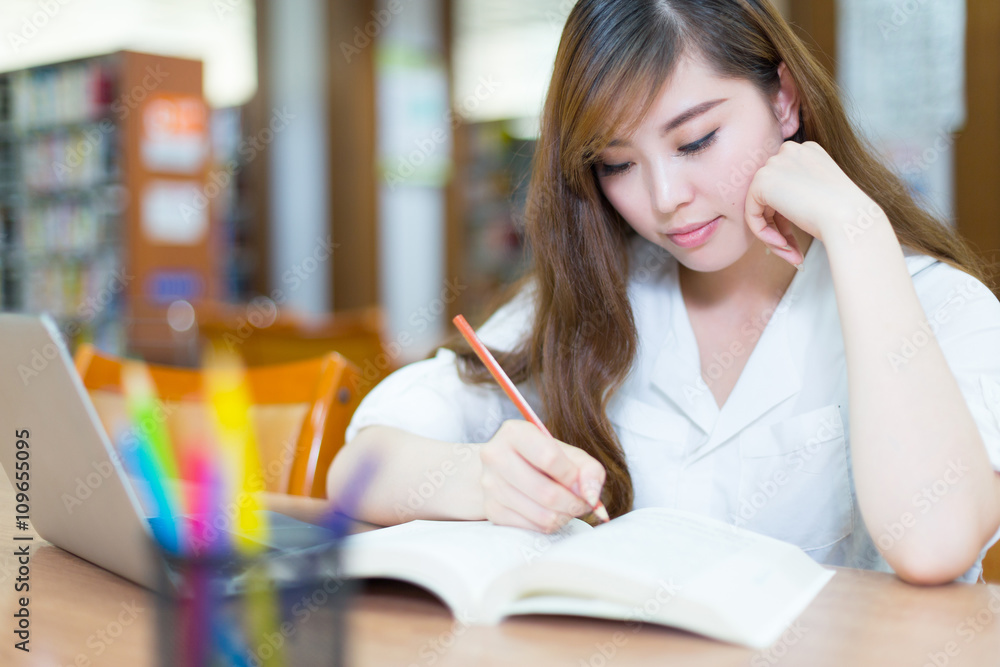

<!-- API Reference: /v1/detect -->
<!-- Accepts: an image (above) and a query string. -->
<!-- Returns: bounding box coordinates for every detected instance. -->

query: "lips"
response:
[668,217,719,236]
[664,216,720,248]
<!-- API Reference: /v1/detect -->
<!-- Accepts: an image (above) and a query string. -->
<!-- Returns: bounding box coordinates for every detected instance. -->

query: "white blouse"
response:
[345,234,1000,583]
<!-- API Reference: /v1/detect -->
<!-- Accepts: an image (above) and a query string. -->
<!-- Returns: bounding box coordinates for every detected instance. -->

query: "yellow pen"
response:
[202,346,269,554]
[203,348,283,667]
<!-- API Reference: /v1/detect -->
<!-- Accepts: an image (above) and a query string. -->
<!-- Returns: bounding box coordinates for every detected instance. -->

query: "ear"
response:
[773,62,801,139]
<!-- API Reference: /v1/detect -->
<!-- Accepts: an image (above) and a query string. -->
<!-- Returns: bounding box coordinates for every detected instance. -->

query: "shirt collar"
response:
[647,237,825,457]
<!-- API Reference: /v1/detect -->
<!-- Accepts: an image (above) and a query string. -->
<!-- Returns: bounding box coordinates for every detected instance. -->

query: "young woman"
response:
[328,0,1000,585]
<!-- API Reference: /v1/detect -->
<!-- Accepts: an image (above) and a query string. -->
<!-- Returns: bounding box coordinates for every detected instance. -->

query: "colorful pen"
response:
[203,348,270,553]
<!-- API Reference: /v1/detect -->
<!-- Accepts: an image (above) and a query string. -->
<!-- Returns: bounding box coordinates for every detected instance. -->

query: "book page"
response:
[484,507,834,647]
[341,517,591,621]
[531,508,762,589]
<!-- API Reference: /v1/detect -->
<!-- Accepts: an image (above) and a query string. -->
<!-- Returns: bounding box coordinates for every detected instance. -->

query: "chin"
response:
[659,221,751,271]
[671,240,753,273]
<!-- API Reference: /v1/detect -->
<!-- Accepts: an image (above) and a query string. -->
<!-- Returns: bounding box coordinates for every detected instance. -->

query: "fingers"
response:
[743,144,797,257]
[505,421,581,491]
[562,445,607,509]
[481,431,593,516]
[773,212,803,265]
[745,189,803,268]
[482,502,552,533]
[480,420,607,531]
[482,473,574,533]
[745,198,788,248]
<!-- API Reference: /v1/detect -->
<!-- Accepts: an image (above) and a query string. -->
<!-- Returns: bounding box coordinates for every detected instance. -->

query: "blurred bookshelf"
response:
[451,119,533,325]
[0,55,124,354]
[210,105,256,303]
[0,51,216,363]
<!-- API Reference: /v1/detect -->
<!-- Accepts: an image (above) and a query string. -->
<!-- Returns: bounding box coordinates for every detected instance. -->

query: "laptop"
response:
[0,313,340,596]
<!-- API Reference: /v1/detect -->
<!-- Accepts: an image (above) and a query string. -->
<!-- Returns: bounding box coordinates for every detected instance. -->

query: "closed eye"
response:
[678,129,718,156]
[597,128,719,176]
[597,161,632,177]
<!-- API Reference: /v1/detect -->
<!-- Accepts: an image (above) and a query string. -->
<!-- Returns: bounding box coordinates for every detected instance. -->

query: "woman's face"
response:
[594,55,800,273]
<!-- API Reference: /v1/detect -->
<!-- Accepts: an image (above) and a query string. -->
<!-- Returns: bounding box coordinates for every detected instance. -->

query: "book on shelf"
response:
[1,51,215,359]
[0,56,123,352]
[335,506,835,649]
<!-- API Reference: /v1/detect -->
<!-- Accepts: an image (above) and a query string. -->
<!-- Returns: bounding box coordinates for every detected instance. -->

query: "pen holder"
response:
[153,540,354,667]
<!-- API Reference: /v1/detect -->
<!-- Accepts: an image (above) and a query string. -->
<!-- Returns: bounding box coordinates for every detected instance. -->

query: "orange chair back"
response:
[195,303,392,393]
[73,344,362,499]
[985,537,1000,583]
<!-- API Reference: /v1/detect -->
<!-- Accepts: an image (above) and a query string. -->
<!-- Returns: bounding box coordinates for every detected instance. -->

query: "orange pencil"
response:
[452,314,610,524]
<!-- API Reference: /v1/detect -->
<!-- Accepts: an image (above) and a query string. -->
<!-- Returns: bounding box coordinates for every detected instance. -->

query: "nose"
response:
[648,159,694,215]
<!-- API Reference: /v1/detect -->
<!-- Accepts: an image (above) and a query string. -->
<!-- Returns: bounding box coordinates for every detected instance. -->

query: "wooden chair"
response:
[194,302,393,395]
[985,532,1000,583]
[73,343,362,499]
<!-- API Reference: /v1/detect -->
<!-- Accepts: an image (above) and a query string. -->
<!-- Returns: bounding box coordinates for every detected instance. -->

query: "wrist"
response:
[824,198,893,258]
[450,441,487,521]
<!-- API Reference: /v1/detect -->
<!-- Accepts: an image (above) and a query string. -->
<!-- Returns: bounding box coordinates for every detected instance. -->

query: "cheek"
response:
[709,132,778,209]
[600,179,644,222]
[710,144,751,208]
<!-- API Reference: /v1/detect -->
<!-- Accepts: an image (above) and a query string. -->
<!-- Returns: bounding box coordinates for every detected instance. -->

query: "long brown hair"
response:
[446,0,995,519]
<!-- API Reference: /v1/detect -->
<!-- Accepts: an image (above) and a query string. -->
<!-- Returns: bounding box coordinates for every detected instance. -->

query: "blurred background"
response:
[0,0,996,382]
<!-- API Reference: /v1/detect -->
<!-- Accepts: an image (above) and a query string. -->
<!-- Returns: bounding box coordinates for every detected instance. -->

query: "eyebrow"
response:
[607,98,728,148]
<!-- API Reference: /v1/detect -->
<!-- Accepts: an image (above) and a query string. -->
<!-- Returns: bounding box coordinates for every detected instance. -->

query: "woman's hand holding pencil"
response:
[453,315,610,533]
[479,420,608,533]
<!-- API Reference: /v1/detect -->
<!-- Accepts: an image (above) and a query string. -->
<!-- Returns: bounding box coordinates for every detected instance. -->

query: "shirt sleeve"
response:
[344,282,538,445]
[910,262,1000,581]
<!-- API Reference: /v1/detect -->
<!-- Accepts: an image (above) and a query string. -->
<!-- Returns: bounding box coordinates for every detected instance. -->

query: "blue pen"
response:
[211,612,251,667]
[118,432,181,554]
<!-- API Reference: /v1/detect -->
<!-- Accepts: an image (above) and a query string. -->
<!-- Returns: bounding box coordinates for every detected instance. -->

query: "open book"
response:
[339,507,834,649]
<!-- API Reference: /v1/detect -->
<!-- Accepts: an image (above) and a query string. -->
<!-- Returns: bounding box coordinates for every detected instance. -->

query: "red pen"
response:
[452,314,610,524]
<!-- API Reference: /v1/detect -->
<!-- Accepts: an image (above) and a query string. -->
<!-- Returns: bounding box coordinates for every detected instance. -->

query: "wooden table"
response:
[2,475,999,667]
